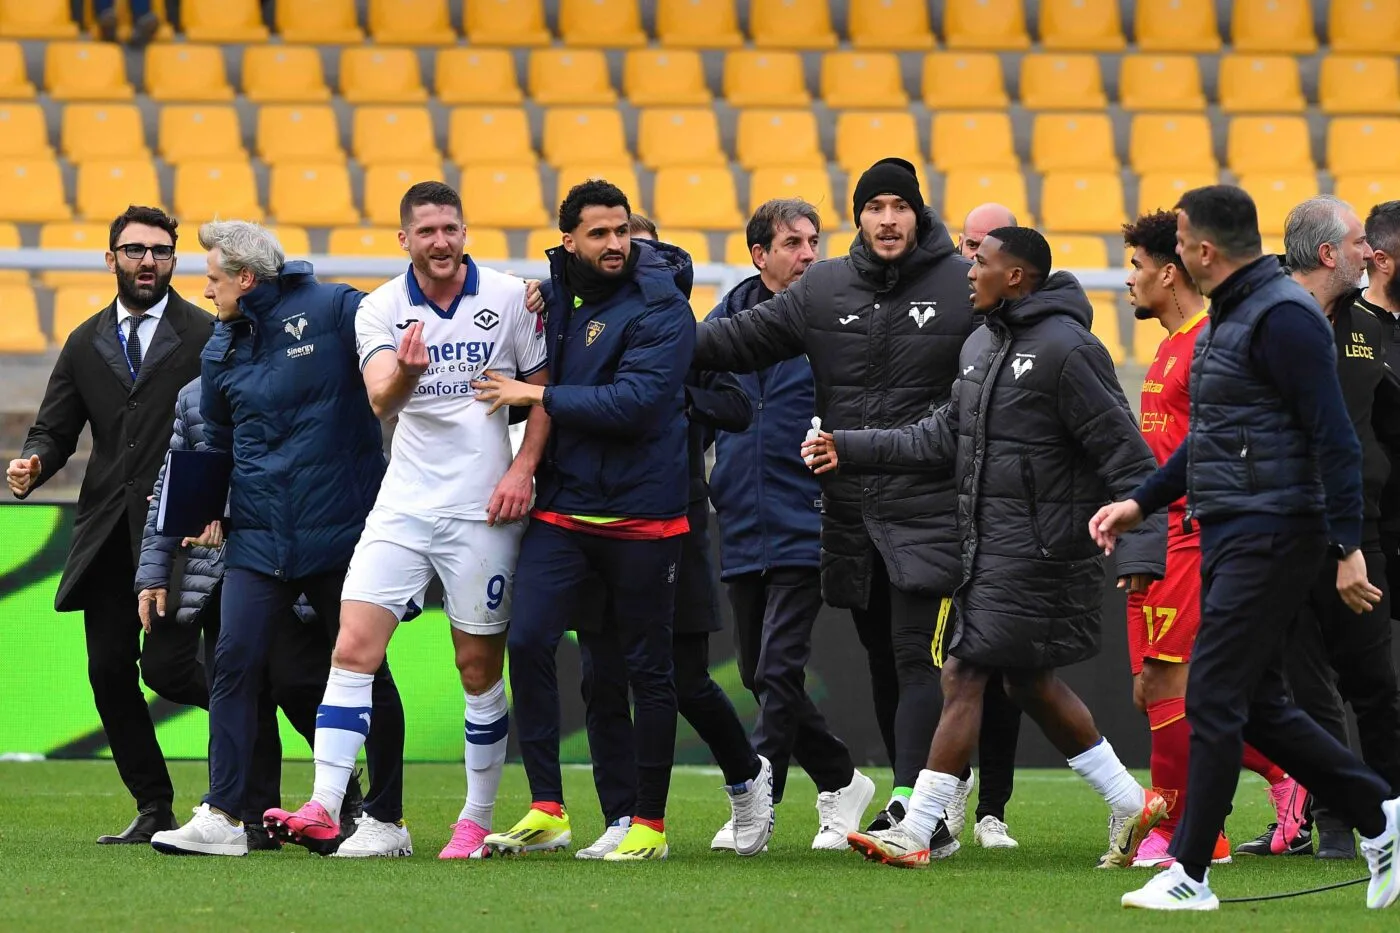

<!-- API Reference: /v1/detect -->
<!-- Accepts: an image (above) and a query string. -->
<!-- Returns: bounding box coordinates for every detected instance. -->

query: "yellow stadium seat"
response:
[723,51,810,107]
[1136,171,1220,214]
[931,111,1018,173]
[1039,0,1126,50]
[0,284,45,352]
[942,171,1031,226]
[0,41,34,96]
[556,162,643,212]
[724,230,752,265]
[436,49,523,105]
[736,110,823,170]
[529,50,617,106]
[0,0,76,38]
[1218,55,1305,113]
[61,104,147,162]
[1046,234,1110,270]
[1329,0,1400,53]
[52,286,111,344]
[169,277,217,313]
[1231,0,1316,53]
[144,44,233,102]
[821,52,908,109]
[340,48,427,104]
[352,107,440,166]
[653,167,742,230]
[76,160,161,220]
[364,162,445,226]
[1335,175,1400,215]
[1227,116,1314,174]
[174,160,263,223]
[269,162,358,226]
[45,42,133,100]
[1134,0,1221,51]
[749,167,839,230]
[277,0,364,43]
[457,165,547,228]
[525,227,562,260]
[38,222,107,287]
[1240,173,1320,235]
[922,52,1008,110]
[1133,316,1169,366]
[835,112,921,174]
[659,229,710,263]
[368,0,455,44]
[655,0,743,47]
[1320,56,1400,115]
[689,284,718,320]
[750,0,837,48]
[847,0,934,49]
[449,108,536,166]
[182,0,269,41]
[1129,114,1217,174]
[463,228,511,259]
[944,0,1030,49]
[1327,118,1400,176]
[257,106,344,165]
[1088,293,1125,364]
[637,109,726,169]
[560,0,647,46]
[0,104,51,159]
[242,46,331,103]
[1040,173,1124,234]
[0,159,67,222]
[624,50,712,106]
[1031,114,1118,173]
[1119,55,1206,111]
[542,108,629,169]
[1018,54,1106,110]
[159,106,246,164]
[465,0,551,45]
[329,226,403,256]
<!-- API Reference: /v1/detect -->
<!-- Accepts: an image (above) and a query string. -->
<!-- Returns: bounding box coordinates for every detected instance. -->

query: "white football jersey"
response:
[355,259,547,519]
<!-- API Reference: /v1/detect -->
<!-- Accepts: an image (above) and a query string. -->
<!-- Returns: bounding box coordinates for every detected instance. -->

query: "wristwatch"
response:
[1330,542,1361,560]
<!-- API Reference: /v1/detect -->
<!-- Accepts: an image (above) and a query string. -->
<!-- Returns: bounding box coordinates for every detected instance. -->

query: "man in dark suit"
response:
[6,205,215,844]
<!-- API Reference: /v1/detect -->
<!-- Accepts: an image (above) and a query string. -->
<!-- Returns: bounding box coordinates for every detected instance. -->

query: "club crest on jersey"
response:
[1011,355,1035,380]
[1163,356,1178,377]
[473,308,500,330]
[908,302,938,328]
[282,316,309,340]
[586,320,606,346]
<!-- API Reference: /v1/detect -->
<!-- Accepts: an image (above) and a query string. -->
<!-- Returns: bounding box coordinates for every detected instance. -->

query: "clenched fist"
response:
[6,455,40,497]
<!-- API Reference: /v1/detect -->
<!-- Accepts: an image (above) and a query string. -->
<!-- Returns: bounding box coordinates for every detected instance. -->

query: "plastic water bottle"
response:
[803,416,822,465]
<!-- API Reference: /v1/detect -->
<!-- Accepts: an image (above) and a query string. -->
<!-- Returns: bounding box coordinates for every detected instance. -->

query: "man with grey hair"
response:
[1280,195,1400,860]
[152,220,408,857]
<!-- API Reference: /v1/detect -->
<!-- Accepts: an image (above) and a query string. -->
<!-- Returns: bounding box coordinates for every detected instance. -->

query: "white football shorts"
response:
[342,506,525,635]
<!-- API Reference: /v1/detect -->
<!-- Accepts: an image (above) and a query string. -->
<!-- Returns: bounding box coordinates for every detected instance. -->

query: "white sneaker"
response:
[710,819,736,851]
[332,815,413,858]
[727,756,775,856]
[1098,811,1126,868]
[812,769,877,850]
[1362,797,1400,909]
[576,818,630,860]
[151,803,247,857]
[946,769,975,838]
[1121,862,1220,910]
[973,814,1019,849]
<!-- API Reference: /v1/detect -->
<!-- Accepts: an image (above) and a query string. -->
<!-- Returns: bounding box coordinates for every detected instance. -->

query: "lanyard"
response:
[115,315,138,380]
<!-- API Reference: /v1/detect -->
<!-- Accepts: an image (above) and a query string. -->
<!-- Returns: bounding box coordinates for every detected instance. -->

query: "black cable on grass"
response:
[1219,876,1368,904]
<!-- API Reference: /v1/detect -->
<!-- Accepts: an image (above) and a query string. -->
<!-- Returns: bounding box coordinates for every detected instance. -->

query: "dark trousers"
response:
[204,564,405,822]
[730,567,854,802]
[581,630,758,824]
[1286,548,1400,831]
[509,520,680,820]
[81,526,209,810]
[1170,530,1392,876]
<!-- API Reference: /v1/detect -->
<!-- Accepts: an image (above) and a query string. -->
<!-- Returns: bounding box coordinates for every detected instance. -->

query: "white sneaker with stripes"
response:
[1121,862,1219,911]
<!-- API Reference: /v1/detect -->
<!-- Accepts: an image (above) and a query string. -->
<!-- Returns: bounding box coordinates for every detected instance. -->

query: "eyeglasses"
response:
[117,244,175,261]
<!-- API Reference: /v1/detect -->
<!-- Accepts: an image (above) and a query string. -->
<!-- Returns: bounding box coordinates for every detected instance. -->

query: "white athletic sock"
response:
[899,770,962,847]
[311,667,375,824]
[459,679,509,828]
[1068,737,1145,819]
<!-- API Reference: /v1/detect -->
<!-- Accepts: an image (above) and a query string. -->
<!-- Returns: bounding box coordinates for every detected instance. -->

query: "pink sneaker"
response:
[1269,777,1309,854]
[439,819,492,860]
[265,801,340,852]
[1131,828,1173,867]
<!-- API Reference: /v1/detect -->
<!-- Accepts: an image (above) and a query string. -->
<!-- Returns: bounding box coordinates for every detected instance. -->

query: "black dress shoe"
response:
[1316,829,1358,860]
[97,806,178,845]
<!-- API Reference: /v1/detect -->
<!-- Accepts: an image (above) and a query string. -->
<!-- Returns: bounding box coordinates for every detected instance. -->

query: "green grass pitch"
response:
[0,761,1388,931]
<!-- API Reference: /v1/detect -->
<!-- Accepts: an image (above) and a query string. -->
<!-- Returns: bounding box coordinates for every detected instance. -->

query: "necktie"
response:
[125,314,144,378]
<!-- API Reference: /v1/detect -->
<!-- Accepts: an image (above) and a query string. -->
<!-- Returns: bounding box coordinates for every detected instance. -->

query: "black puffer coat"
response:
[837,273,1165,669]
[694,212,977,609]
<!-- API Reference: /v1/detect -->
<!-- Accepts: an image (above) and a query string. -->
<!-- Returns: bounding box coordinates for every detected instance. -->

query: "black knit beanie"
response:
[851,157,925,225]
